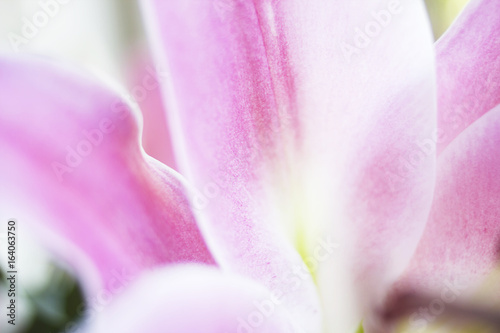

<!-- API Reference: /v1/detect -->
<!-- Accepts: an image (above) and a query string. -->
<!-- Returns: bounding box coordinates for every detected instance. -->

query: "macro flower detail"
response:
[0,0,499,333]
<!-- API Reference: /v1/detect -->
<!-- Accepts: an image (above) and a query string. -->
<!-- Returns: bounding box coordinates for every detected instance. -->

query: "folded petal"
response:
[87,265,297,333]
[142,1,436,331]
[436,0,500,153]
[400,104,500,295]
[0,56,214,298]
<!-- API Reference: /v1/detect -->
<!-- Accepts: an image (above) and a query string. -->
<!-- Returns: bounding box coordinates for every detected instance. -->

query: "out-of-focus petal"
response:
[142,1,436,331]
[0,56,214,298]
[400,104,500,294]
[127,48,177,169]
[141,1,322,330]
[88,265,297,333]
[436,0,500,153]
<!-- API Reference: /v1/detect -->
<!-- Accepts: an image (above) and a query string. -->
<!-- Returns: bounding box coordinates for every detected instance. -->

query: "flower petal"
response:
[241,1,436,330]
[88,265,296,333]
[400,103,500,294]
[0,56,214,297]
[142,1,436,331]
[436,0,500,153]
[141,1,322,330]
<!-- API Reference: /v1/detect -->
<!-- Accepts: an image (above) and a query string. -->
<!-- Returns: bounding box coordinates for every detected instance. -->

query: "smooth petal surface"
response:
[253,1,437,327]
[436,0,500,153]
[0,56,214,298]
[142,1,322,331]
[88,265,295,333]
[142,1,437,331]
[401,104,500,294]
[281,3,437,330]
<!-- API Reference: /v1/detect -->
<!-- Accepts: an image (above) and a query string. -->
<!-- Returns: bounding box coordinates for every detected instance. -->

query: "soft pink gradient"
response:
[402,104,500,292]
[435,0,500,154]
[0,57,214,297]
[142,1,437,331]
[142,1,323,330]
[90,265,296,333]
[397,0,500,297]
[0,0,499,332]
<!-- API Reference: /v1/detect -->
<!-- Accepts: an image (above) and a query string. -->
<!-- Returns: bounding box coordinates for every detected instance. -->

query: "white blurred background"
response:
[0,0,144,82]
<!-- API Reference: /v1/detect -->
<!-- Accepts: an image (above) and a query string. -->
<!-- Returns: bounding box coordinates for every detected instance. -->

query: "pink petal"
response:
[436,0,500,154]
[285,3,437,329]
[141,1,436,331]
[232,0,438,329]
[88,265,296,333]
[141,1,322,330]
[0,56,214,297]
[400,103,500,294]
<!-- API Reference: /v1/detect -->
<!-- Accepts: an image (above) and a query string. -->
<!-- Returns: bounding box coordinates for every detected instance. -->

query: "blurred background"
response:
[0,0,470,332]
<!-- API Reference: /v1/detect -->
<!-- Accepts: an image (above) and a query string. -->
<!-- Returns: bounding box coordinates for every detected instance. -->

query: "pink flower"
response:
[1,0,499,332]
